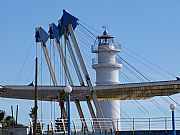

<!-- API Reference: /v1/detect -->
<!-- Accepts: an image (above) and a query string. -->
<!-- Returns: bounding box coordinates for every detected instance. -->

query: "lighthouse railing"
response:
[92,57,122,65]
[91,44,121,53]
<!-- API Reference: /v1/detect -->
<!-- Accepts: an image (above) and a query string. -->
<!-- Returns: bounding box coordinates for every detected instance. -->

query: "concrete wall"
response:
[0,127,28,135]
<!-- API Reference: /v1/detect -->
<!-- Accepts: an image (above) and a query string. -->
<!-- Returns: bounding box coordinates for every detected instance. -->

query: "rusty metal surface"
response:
[1,80,180,101]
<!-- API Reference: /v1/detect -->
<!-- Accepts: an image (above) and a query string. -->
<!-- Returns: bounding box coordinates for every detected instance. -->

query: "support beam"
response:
[86,96,102,132]
[56,40,73,85]
[74,99,87,131]
[41,42,58,86]
[86,97,96,119]
[68,24,104,119]
[65,35,85,86]
[41,42,67,119]
[56,39,87,122]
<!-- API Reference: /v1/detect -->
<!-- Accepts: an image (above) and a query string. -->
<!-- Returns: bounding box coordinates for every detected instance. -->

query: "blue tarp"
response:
[35,27,49,43]
[35,10,79,42]
[58,10,79,36]
[49,23,60,40]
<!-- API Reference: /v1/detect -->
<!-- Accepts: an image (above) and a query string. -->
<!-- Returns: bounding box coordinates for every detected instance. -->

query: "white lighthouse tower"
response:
[92,28,122,123]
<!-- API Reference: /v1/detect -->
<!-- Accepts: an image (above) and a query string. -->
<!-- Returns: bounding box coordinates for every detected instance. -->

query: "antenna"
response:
[102,25,109,35]
[102,25,106,30]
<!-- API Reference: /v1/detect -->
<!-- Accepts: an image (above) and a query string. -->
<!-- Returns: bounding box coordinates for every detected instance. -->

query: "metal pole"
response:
[16,105,18,125]
[132,118,134,135]
[11,105,14,127]
[33,57,38,135]
[117,119,119,131]
[11,105,13,119]
[165,117,167,134]
[67,93,71,135]
[172,110,176,135]
[149,118,151,133]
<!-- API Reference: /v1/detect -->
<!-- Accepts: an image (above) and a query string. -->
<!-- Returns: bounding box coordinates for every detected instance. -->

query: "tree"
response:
[0,110,24,128]
[3,116,16,128]
[0,110,5,122]
[29,107,42,134]
[29,107,36,123]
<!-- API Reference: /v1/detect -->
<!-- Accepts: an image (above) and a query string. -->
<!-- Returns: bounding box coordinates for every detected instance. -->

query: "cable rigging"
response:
[78,23,97,39]
[77,23,178,116]
[121,50,170,80]
[76,23,160,120]
[149,98,168,116]
[120,45,180,113]
[78,23,152,83]
[120,72,134,83]
[134,100,149,114]
[122,45,178,79]
[15,40,34,85]
[77,26,167,117]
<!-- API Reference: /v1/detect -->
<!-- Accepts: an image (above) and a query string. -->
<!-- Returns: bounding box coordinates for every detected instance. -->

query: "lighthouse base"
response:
[97,100,120,131]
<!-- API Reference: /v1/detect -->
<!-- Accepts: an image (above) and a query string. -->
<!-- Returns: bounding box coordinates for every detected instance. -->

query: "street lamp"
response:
[170,103,176,135]
[64,86,72,135]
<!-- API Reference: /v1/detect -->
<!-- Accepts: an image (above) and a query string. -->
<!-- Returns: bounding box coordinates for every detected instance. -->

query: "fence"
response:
[27,117,180,134]
[91,44,121,53]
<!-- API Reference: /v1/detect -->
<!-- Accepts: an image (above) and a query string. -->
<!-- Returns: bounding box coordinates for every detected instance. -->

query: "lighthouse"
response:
[92,28,122,124]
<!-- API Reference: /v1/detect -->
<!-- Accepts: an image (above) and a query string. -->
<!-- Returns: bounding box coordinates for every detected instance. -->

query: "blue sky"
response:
[0,0,180,126]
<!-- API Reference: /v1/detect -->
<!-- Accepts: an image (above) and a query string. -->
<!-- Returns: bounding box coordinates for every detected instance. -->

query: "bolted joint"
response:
[85,96,90,100]
[81,82,85,86]
[86,75,90,80]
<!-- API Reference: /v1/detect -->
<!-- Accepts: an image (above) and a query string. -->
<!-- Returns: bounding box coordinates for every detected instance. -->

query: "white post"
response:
[65,86,72,135]
[170,103,176,135]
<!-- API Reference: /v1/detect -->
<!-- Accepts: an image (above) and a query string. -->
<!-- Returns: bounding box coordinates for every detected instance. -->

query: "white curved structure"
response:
[92,30,122,124]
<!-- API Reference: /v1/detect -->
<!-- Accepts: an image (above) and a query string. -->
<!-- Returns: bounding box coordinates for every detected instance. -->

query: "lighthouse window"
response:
[104,39,107,43]
[98,38,114,45]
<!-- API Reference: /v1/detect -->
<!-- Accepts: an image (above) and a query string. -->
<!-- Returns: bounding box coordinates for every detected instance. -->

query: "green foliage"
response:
[0,110,5,122]
[29,107,36,123]
[60,90,66,101]
[3,116,16,128]
[0,110,24,128]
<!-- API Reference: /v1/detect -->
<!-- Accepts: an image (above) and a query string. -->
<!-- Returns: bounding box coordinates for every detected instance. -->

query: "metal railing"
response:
[91,44,121,53]
[120,117,180,131]
[92,57,122,65]
[27,117,180,134]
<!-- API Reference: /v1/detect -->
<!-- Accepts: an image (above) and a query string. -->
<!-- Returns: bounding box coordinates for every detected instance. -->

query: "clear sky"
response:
[0,0,180,127]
